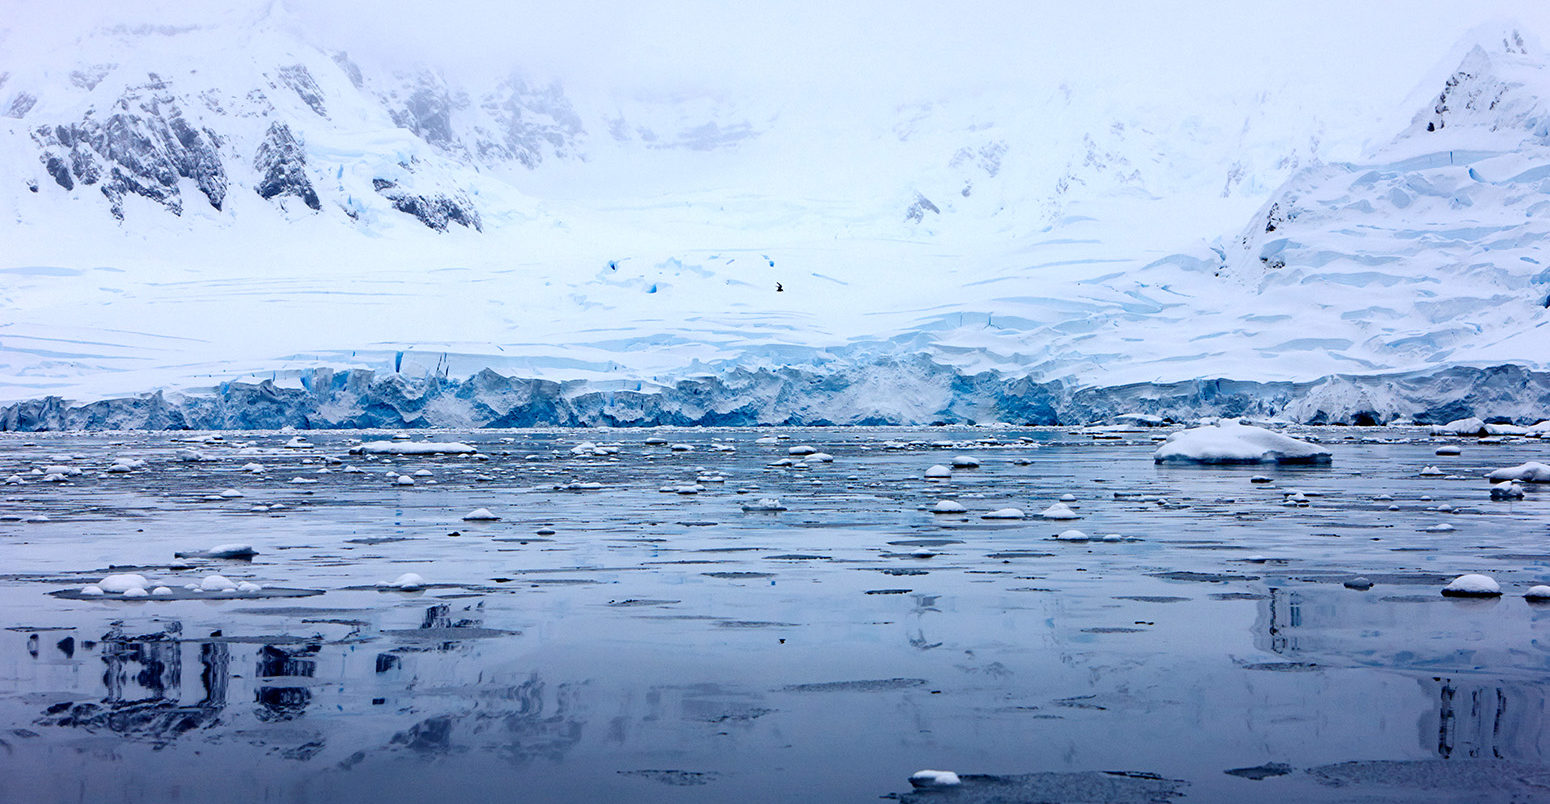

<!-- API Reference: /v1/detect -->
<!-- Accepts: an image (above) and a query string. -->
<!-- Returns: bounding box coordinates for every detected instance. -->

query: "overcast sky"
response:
[7,0,1550,108]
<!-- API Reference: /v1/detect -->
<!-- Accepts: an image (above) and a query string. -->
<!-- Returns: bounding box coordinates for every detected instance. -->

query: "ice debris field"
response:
[3,422,1550,802]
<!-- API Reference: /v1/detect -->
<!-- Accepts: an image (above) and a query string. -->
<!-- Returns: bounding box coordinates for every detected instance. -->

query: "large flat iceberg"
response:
[1153,420,1332,465]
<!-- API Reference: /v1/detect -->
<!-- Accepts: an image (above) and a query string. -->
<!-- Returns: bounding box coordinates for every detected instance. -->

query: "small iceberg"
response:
[1486,462,1550,483]
[925,465,952,479]
[909,770,961,789]
[355,441,476,455]
[931,500,967,514]
[741,498,788,512]
[1040,502,1081,520]
[981,508,1025,520]
[1153,420,1331,465]
[462,508,501,521]
[1442,574,1501,598]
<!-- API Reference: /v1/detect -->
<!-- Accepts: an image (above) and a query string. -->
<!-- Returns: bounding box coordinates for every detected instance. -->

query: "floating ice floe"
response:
[910,770,961,788]
[1442,574,1501,597]
[1486,462,1550,483]
[741,498,788,512]
[175,543,258,559]
[413,469,434,477]
[1058,493,1077,502]
[1431,417,1488,436]
[670,443,694,452]
[1419,466,1444,477]
[176,449,209,462]
[463,508,500,521]
[925,465,952,479]
[931,500,967,514]
[354,441,476,455]
[396,475,415,486]
[1423,523,1456,532]
[982,508,1025,520]
[788,445,817,456]
[755,436,779,445]
[1490,481,1525,500]
[1525,586,1550,601]
[289,476,317,484]
[951,455,980,468]
[106,458,146,473]
[1053,529,1089,542]
[1435,446,1462,456]
[240,462,265,472]
[1153,420,1331,465]
[808,452,834,463]
[284,436,313,449]
[80,585,104,596]
[1040,502,1081,520]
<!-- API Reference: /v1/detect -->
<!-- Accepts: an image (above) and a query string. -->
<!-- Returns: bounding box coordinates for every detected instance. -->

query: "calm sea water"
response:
[1,426,1547,802]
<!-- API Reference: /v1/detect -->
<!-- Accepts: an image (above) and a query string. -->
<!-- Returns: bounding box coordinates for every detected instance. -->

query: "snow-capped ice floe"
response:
[1490,481,1525,500]
[981,508,1025,520]
[354,441,476,455]
[788,445,817,456]
[808,452,834,463]
[1039,502,1081,520]
[670,443,694,452]
[925,465,952,479]
[386,572,426,591]
[1423,523,1456,532]
[1442,574,1501,597]
[240,462,265,472]
[1419,466,1444,477]
[951,455,980,468]
[283,436,313,449]
[106,457,146,472]
[217,488,245,498]
[175,543,258,559]
[931,500,967,514]
[1053,529,1090,541]
[462,508,500,521]
[909,770,961,788]
[1435,446,1462,456]
[200,574,237,592]
[1486,462,1550,483]
[1525,586,1550,601]
[99,573,149,593]
[741,497,788,512]
[396,475,415,486]
[1153,420,1332,465]
[79,585,104,596]
[1431,417,1488,437]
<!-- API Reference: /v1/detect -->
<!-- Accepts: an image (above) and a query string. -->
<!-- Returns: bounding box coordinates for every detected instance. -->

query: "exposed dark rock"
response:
[373,181,480,232]
[276,64,326,117]
[905,192,940,223]
[253,122,319,210]
[30,73,227,218]
[5,92,37,118]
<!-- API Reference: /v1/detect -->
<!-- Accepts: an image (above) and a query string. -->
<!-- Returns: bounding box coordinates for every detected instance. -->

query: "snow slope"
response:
[1,11,1548,427]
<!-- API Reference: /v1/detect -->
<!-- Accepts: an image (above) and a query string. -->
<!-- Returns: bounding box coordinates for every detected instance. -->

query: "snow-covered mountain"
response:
[1,10,1547,427]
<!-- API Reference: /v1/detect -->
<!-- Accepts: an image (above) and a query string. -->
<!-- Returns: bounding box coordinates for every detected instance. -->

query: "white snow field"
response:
[1,8,1549,427]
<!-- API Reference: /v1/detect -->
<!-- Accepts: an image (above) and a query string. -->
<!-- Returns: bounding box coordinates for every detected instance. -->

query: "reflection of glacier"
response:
[1253,588,1550,763]
[1421,678,1549,762]
[37,625,237,746]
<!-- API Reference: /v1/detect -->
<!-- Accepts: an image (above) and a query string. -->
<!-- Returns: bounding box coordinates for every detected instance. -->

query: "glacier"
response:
[1,8,1549,428]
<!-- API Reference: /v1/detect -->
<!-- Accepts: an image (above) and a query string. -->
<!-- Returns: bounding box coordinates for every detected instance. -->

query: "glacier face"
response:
[1,11,1548,428]
[5,362,1549,431]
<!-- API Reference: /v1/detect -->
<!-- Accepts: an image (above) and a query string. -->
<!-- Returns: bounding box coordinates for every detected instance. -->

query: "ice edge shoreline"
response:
[3,359,1546,431]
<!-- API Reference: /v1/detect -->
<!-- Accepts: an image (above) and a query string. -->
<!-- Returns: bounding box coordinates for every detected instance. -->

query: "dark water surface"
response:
[1,426,1548,802]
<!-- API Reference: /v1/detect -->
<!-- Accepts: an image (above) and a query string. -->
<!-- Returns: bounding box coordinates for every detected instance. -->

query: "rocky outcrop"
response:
[253,122,319,210]
[371,178,480,232]
[31,73,227,219]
